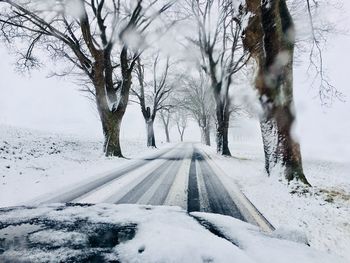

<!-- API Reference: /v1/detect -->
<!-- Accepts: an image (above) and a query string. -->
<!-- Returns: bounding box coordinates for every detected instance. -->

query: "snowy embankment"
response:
[0,125,158,207]
[199,139,350,261]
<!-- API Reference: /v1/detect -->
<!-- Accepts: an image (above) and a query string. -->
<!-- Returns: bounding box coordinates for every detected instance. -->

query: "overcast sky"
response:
[0,1,349,160]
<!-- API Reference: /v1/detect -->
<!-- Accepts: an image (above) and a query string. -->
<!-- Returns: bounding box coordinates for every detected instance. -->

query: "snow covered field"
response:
[0,125,160,207]
[200,138,350,261]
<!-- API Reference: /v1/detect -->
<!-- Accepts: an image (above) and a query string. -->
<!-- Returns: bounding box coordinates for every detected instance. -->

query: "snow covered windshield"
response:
[0,204,345,263]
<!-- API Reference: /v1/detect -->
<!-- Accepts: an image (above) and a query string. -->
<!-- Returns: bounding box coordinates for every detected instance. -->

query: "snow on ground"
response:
[0,204,346,263]
[0,125,162,207]
[200,136,350,261]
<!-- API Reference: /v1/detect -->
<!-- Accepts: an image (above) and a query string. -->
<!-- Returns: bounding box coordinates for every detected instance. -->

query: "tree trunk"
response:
[161,113,171,143]
[146,119,156,148]
[259,118,276,175]
[243,0,310,185]
[216,121,231,155]
[261,0,309,184]
[215,100,231,156]
[164,125,170,143]
[95,92,124,157]
[273,105,309,184]
[101,110,123,157]
[201,125,211,146]
[94,58,125,158]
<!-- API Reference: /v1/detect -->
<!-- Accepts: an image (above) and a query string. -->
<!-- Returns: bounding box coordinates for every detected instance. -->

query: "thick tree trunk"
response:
[95,91,124,157]
[273,105,309,184]
[261,0,309,184]
[93,59,125,157]
[93,49,131,158]
[101,111,123,157]
[244,0,310,185]
[146,119,156,148]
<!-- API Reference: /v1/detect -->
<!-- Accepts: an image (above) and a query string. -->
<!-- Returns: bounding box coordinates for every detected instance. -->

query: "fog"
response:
[0,1,349,158]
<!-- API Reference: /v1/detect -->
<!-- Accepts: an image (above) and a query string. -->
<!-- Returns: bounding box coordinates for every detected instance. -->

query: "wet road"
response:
[34,143,274,229]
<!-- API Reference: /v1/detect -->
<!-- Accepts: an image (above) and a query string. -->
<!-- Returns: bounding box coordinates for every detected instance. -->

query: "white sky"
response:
[0,2,349,158]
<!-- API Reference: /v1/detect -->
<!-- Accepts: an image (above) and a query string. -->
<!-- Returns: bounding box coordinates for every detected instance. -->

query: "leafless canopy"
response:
[131,53,173,119]
[0,0,172,105]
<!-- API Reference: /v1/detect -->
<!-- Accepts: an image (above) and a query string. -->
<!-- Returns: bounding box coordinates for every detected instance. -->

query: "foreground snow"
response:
[0,204,346,263]
[199,140,350,261]
[0,125,161,207]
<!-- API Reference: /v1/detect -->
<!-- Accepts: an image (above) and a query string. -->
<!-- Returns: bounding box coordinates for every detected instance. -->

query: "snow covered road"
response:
[29,143,274,232]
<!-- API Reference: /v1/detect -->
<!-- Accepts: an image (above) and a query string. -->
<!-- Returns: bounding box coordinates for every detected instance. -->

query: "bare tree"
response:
[0,0,172,157]
[188,0,250,156]
[159,108,172,143]
[173,109,188,142]
[242,0,310,185]
[178,68,214,146]
[131,54,172,147]
[286,0,344,106]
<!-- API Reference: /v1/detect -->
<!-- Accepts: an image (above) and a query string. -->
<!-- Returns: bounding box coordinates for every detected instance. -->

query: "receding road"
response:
[32,143,274,231]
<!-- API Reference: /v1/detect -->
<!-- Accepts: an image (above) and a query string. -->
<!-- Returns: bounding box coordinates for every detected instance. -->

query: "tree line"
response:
[0,0,338,186]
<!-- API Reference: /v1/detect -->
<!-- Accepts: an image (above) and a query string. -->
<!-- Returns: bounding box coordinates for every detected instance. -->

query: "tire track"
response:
[187,151,200,212]
[29,146,177,205]
[115,151,183,205]
[188,149,246,221]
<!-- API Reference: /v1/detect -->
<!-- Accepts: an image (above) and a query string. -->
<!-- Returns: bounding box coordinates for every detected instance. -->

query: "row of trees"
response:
[0,0,337,186]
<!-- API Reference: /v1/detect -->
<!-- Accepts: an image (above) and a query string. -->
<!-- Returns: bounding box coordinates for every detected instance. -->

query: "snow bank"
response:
[192,212,345,263]
[0,125,160,207]
[198,138,350,261]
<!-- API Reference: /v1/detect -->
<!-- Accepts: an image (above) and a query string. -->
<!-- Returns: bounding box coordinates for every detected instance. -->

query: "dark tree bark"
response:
[146,120,156,147]
[243,0,310,185]
[145,107,156,148]
[214,90,231,156]
[99,109,123,156]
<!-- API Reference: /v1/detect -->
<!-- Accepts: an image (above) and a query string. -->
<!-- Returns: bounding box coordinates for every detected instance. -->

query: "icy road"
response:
[29,143,273,231]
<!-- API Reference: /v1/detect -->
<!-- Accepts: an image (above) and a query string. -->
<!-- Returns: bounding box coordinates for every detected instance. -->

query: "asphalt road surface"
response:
[32,143,274,230]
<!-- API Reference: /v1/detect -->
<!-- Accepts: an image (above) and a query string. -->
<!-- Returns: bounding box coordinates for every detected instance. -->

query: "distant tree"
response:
[131,54,173,147]
[242,0,310,185]
[0,0,172,157]
[178,68,214,146]
[173,109,188,142]
[159,109,172,143]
